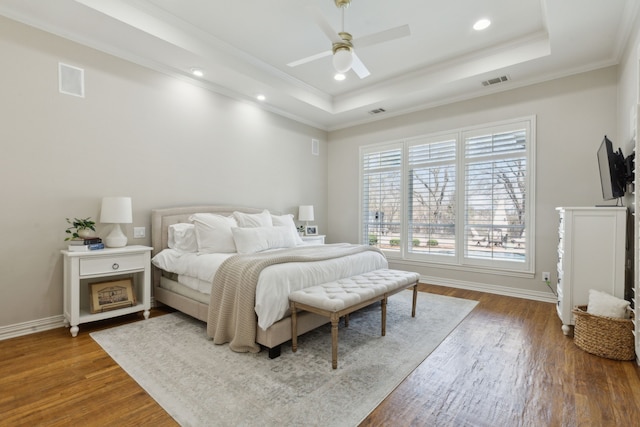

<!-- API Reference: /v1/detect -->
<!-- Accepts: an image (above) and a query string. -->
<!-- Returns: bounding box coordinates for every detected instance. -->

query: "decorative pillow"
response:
[167,223,197,253]
[233,209,273,228]
[189,213,238,253]
[232,226,297,254]
[587,289,630,319]
[271,213,304,245]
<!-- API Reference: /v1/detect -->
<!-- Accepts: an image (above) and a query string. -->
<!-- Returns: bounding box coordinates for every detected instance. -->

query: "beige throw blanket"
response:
[206,244,384,353]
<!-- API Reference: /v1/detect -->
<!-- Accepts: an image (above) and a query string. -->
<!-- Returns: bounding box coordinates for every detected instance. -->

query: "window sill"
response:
[387,257,535,280]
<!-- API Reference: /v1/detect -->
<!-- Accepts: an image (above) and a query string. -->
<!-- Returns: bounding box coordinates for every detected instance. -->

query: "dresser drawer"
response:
[80,253,146,276]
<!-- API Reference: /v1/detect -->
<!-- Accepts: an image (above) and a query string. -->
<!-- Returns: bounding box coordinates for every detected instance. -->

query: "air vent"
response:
[481,75,510,87]
[368,108,386,115]
[58,63,85,97]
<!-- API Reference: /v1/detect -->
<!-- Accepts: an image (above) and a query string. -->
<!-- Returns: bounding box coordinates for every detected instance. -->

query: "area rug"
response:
[91,291,477,427]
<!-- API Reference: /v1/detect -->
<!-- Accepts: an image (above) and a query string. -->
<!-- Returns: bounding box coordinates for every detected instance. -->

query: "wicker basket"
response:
[572,305,635,361]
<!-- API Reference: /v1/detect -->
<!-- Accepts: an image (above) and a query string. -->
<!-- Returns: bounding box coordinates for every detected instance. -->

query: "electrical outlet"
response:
[542,271,550,282]
[133,227,146,238]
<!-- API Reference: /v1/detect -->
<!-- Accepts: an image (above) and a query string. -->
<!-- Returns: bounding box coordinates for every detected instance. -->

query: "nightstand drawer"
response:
[80,253,146,276]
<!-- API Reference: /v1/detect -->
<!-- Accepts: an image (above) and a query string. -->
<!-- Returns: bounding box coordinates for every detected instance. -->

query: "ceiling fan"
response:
[287,0,411,79]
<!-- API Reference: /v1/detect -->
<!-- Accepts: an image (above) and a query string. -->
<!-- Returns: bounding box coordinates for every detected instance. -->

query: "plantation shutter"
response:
[407,138,457,256]
[361,146,402,251]
[360,116,533,273]
[464,127,528,263]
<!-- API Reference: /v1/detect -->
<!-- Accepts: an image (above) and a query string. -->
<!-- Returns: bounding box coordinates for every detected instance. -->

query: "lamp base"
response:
[105,224,128,248]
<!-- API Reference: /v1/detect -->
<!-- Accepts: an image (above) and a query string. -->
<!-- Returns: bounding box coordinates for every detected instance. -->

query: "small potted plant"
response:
[297,225,305,236]
[65,217,96,241]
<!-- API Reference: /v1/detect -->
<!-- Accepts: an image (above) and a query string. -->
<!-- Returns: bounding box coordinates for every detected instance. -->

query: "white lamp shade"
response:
[332,48,353,73]
[101,197,132,248]
[298,205,314,222]
[100,197,133,224]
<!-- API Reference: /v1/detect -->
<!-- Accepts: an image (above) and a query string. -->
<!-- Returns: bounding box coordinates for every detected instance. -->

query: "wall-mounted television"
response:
[597,135,634,201]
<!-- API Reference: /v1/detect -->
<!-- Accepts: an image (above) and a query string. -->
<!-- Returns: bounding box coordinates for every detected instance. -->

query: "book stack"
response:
[68,237,105,252]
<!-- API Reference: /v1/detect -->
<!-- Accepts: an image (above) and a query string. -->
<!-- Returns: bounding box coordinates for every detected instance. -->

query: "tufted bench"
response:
[289,269,420,369]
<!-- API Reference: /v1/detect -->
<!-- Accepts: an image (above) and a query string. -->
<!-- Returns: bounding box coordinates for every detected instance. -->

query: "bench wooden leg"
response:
[291,301,298,353]
[412,283,418,317]
[331,313,339,369]
[381,296,387,336]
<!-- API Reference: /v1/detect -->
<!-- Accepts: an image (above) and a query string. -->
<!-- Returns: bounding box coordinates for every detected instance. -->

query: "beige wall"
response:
[0,17,327,328]
[327,67,619,298]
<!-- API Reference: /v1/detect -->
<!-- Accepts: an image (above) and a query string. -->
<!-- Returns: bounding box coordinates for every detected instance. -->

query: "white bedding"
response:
[152,246,388,330]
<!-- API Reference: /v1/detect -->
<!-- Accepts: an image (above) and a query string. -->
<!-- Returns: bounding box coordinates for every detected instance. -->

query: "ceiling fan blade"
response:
[355,24,411,49]
[351,52,370,79]
[309,5,342,43]
[287,50,332,68]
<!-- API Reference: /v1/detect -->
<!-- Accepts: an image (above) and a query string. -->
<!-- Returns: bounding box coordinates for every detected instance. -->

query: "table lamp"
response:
[298,205,314,233]
[100,196,132,247]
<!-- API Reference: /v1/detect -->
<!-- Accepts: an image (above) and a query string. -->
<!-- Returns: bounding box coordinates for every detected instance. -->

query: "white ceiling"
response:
[1,0,639,131]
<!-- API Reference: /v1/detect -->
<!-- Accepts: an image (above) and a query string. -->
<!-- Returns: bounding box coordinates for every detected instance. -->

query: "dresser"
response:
[555,207,627,335]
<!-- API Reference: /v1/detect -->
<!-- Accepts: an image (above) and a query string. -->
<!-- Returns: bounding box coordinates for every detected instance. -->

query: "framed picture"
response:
[305,225,318,236]
[90,278,135,313]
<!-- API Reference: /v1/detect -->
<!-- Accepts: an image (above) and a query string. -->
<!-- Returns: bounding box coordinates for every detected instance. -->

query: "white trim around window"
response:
[359,116,536,276]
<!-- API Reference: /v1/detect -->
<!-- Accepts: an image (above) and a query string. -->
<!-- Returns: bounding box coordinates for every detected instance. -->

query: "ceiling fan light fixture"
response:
[332,47,353,73]
[334,73,346,81]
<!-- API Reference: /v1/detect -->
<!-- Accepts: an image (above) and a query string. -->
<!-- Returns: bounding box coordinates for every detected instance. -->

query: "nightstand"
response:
[301,234,325,245]
[61,245,152,337]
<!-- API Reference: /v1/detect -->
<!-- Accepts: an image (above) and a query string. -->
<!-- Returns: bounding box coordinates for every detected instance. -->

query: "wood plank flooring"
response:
[1,285,639,426]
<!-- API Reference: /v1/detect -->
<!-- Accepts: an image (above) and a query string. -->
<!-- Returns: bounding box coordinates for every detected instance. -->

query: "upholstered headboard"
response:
[150,205,281,256]
[150,205,283,290]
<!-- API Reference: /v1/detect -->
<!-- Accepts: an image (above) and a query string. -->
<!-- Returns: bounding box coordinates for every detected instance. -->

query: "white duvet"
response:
[152,247,388,330]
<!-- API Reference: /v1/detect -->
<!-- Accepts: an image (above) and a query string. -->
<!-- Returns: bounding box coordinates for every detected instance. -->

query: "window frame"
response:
[404,132,459,264]
[359,116,536,276]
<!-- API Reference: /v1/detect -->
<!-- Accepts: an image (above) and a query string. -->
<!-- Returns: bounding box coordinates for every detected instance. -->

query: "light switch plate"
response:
[133,227,146,238]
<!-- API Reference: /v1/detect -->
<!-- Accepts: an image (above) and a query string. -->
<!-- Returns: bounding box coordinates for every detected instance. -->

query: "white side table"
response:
[301,235,325,245]
[61,245,152,337]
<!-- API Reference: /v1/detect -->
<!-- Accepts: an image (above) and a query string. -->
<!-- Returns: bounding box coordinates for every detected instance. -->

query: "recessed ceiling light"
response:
[334,73,346,81]
[256,94,266,101]
[190,68,204,77]
[473,18,491,31]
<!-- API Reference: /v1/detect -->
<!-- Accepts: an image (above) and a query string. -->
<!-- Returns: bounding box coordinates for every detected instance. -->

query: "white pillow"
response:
[167,223,197,253]
[232,226,297,254]
[271,213,304,245]
[151,249,184,273]
[189,213,238,253]
[233,209,273,228]
[587,289,630,319]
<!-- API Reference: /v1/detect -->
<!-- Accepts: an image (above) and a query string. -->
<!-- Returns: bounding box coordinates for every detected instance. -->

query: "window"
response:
[407,136,457,258]
[360,117,534,274]
[361,144,402,250]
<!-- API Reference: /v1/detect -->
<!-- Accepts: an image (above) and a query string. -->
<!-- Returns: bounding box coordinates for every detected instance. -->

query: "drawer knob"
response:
[112,263,120,270]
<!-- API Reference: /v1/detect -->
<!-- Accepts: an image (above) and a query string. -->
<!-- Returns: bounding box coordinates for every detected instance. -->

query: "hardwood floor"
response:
[1,285,639,426]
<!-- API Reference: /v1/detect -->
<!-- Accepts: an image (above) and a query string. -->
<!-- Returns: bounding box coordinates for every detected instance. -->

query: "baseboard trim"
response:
[419,274,557,303]
[1,298,160,341]
[0,315,65,341]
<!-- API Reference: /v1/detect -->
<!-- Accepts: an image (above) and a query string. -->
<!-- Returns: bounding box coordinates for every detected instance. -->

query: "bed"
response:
[151,205,388,358]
